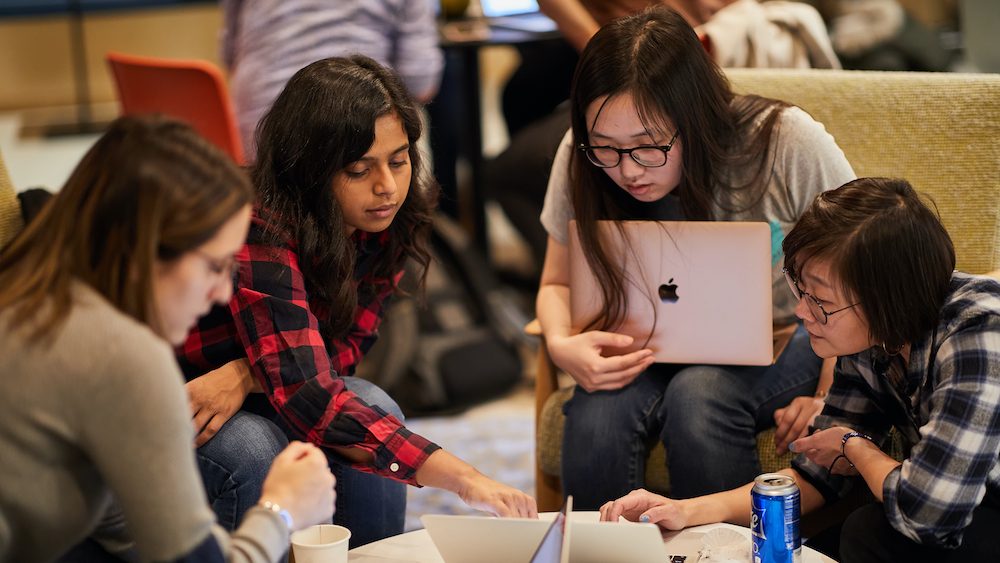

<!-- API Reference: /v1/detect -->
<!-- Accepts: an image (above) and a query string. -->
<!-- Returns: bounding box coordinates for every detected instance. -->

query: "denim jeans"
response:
[197,376,407,547]
[561,324,822,509]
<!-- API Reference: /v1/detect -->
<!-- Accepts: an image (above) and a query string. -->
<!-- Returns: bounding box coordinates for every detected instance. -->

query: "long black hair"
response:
[252,56,438,340]
[570,6,788,331]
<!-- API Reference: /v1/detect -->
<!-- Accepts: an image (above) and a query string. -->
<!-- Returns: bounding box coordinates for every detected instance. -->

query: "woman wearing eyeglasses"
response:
[535,6,856,508]
[599,177,1000,562]
[0,116,335,562]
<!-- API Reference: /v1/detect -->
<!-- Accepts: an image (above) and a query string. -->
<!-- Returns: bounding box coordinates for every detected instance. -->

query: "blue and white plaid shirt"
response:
[793,272,1000,548]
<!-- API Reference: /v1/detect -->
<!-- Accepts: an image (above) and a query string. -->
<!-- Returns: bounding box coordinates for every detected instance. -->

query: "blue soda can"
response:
[750,473,801,563]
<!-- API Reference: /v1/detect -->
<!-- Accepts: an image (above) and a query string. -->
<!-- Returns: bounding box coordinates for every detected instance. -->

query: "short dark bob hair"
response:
[782,177,955,350]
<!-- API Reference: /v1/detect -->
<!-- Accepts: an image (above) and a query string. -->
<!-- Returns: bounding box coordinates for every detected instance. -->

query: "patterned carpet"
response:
[402,385,536,531]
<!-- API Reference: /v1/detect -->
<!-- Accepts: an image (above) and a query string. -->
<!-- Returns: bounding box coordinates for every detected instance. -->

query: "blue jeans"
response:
[561,324,821,509]
[197,376,407,547]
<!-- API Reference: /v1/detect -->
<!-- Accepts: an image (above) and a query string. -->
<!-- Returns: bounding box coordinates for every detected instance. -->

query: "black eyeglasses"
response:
[782,267,858,325]
[578,129,680,168]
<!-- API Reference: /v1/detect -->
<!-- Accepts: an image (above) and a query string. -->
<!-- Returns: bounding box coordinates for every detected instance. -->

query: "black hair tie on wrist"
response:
[826,454,855,479]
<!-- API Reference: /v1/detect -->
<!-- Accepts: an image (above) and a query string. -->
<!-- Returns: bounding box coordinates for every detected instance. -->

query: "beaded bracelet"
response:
[840,430,874,459]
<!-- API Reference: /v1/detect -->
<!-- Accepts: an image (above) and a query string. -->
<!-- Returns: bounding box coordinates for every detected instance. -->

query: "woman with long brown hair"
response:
[0,115,334,562]
[177,56,536,547]
[536,6,856,508]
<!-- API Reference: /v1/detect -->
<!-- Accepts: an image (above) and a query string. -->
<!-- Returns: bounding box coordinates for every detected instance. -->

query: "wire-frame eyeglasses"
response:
[578,129,680,168]
[191,249,239,280]
[781,267,858,325]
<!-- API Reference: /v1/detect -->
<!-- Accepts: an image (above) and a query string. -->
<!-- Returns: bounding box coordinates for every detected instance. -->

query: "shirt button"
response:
[390,462,400,472]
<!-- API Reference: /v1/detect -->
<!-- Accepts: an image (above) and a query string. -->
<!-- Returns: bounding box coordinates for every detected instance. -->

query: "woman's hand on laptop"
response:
[599,489,687,530]
[416,450,538,518]
[547,332,655,392]
[457,471,539,518]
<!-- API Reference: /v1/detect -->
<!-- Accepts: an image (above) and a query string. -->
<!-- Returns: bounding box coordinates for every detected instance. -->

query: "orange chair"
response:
[106,52,245,165]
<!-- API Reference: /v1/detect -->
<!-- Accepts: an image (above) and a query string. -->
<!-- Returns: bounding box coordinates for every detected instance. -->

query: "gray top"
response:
[540,105,856,323]
[0,283,288,563]
[221,0,443,157]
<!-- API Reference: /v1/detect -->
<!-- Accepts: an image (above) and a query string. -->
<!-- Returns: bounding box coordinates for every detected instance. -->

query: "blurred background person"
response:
[220,0,443,159]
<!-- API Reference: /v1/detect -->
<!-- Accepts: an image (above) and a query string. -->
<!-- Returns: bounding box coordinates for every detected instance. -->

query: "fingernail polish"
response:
[788,442,798,453]
[639,514,650,523]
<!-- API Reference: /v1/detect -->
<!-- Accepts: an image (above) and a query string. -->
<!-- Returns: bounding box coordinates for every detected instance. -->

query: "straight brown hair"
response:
[0,115,253,342]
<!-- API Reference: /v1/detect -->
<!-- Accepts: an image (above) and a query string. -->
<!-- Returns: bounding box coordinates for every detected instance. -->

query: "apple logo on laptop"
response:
[658,278,679,303]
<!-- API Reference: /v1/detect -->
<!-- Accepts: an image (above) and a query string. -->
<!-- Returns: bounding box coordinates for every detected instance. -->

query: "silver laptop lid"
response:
[568,220,773,366]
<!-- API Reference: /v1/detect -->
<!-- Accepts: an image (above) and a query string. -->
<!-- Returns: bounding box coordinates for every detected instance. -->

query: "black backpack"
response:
[356,214,531,415]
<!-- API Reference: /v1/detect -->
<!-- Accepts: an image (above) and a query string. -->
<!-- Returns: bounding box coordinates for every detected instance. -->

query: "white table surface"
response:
[347,514,837,562]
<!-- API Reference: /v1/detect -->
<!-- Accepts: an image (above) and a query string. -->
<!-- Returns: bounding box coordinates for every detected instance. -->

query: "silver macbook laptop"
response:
[422,505,673,563]
[479,0,557,32]
[568,220,773,366]
[529,497,571,563]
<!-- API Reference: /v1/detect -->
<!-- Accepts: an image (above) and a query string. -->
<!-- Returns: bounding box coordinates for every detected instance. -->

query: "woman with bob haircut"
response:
[600,177,1000,562]
[177,55,536,546]
[536,6,856,507]
[0,115,335,562]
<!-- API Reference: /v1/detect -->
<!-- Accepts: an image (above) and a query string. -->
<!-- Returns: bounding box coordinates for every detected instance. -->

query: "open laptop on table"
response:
[421,497,680,563]
[479,0,557,32]
[568,220,774,366]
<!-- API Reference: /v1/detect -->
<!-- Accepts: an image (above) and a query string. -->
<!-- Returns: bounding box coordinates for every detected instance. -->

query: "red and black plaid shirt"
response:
[178,211,439,484]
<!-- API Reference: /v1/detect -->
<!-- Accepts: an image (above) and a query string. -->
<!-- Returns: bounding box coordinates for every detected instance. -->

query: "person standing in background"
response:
[221,0,443,159]
[539,0,733,51]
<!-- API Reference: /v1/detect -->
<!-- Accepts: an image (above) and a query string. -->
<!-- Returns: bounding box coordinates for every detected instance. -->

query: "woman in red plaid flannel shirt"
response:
[177,56,536,547]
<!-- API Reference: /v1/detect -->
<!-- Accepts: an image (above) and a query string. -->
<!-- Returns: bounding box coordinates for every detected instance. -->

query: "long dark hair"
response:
[570,6,788,331]
[252,56,437,341]
[782,177,956,351]
[0,115,253,342]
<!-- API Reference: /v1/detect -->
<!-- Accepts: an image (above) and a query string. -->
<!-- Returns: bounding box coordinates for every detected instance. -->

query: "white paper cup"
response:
[290,524,351,563]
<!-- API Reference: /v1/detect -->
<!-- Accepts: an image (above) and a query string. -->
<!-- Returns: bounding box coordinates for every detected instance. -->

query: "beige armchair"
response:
[533,69,1000,512]
[0,150,24,250]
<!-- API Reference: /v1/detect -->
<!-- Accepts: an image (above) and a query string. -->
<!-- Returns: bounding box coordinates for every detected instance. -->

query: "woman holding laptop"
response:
[599,177,1000,562]
[535,6,856,507]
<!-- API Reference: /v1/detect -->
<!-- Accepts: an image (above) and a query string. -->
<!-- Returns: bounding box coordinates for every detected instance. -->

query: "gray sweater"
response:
[0,283,288,562]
